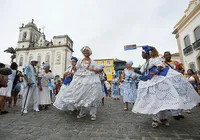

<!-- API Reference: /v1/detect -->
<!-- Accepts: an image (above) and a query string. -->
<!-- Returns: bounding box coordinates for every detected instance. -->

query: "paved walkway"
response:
[0,97,200,140]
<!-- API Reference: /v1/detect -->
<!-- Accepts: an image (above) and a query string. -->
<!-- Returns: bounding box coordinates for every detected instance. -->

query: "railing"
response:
[183,45,193,56]
[193,39,200,50]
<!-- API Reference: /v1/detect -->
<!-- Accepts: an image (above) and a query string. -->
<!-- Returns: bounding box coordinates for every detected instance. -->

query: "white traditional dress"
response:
[122,68,138,103]
[38,71,54,105]
[132,57,200,115]
[111,77,120,98]
[53,59,102,112]
[55,66,76,102]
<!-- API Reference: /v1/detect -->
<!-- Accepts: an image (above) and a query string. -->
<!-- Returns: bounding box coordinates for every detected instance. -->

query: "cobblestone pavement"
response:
[0,97,200,140]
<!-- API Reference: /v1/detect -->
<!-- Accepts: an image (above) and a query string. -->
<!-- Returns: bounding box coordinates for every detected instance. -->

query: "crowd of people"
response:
[0,45,200,128]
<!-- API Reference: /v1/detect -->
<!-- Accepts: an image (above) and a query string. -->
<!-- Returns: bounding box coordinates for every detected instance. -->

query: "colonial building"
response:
[15,19,73,77]
[94,59,115,81]
[173,0,200,72]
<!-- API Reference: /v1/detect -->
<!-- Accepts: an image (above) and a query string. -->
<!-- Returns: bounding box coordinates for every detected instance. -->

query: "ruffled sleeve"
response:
[24,66,31,76]
[75,58,82,70]
[150,57,165,67]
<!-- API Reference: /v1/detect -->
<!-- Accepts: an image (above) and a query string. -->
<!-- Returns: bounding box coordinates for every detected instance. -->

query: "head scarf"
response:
[43,64,50,70]
[142,45,153,54]
[99,64,104,70]
[81,46,92,56]
[126,60,133,66]
[71,56,78,62]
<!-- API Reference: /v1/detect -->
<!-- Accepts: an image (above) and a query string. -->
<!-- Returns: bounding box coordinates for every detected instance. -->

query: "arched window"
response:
[184,35,191,48]
[194,26,200,41]
[55,52,61,64]
[45,54,50,64]
[29,55,33,64]
[19,56,23,66]
[23,32,27,40]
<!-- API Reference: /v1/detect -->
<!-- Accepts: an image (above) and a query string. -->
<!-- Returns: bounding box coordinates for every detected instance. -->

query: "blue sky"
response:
[0,0,190,66]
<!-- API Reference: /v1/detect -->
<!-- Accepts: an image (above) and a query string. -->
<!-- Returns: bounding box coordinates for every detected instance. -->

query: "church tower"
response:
[17,19,41,49]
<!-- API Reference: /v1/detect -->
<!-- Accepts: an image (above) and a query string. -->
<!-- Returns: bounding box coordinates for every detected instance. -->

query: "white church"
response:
[15,19,73,77]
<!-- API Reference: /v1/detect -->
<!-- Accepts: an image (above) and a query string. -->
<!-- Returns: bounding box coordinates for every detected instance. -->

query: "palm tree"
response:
[4,47,16,63]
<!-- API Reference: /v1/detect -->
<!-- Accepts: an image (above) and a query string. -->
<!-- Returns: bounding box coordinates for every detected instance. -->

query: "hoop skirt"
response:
[132,57,200,115]
[53,59,102,111]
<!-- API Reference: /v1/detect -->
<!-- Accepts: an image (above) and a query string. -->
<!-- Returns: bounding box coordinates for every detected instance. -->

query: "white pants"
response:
[171,109,182,116]
[79,107,97,116]
[22,86,39,111]
[152,111,167,121]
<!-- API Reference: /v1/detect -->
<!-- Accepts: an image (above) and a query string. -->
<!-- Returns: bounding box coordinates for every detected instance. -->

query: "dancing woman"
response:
[53,46,102,121]
[132,46,200,128]
[111,74,120,100]
[121,61,138,111]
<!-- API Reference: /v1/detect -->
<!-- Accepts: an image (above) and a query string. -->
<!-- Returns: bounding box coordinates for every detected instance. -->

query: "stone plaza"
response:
[0,98,200,140]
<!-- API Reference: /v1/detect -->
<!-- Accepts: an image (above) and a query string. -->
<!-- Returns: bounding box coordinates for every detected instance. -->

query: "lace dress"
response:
[123,68,138,103]
[132,57,200,115]
[53,59,102,111]
[111,78,120,98]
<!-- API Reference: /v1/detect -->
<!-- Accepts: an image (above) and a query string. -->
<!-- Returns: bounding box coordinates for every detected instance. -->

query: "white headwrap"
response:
[126,60,133,66]
[43,64,50,70]
[98,64,104,70]
[81,46,92,55]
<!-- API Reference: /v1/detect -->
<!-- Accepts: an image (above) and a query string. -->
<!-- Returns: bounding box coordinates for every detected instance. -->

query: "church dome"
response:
[25,19,38,30]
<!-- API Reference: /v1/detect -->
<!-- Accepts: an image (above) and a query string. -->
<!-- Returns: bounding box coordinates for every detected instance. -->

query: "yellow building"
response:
[94,59,115,82]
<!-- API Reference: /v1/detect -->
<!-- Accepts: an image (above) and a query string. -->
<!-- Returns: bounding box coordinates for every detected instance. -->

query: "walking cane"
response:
[21,85,31,116]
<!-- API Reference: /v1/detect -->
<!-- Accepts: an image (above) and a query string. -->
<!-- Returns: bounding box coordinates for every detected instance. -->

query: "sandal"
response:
[152,120,159,128]
[124,108,128,111]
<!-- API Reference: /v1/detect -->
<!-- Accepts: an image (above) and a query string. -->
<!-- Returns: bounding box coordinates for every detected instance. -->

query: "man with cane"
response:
[21,58,40,114]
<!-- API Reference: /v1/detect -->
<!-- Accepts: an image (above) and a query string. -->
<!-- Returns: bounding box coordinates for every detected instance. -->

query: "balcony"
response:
[114,66,125,70]
[193,39,200,50]
[183,45,193,56]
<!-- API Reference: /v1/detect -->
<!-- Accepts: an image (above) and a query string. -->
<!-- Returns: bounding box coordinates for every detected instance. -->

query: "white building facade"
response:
[16,19,73,77]
[173,0,200,72]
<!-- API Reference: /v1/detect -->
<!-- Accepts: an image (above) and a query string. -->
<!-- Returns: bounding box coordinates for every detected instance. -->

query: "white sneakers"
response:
[34,109,40,112]
[91,115,96,121]
[152,121,159,128]
[22,110,28,114]
[77,114,97,121]
[77,114,86,119]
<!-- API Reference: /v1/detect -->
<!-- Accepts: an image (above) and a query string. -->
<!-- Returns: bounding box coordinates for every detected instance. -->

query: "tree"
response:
[4,47,16,63]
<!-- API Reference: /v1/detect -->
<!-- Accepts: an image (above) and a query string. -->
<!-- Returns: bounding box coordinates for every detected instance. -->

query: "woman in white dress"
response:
[54,57,78,112]
[121,61,138,111]
[132,46,200,128]
[53,46,102,121]
[111,74,120,100]
[59,57,78,92]
[38,64,54,110]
